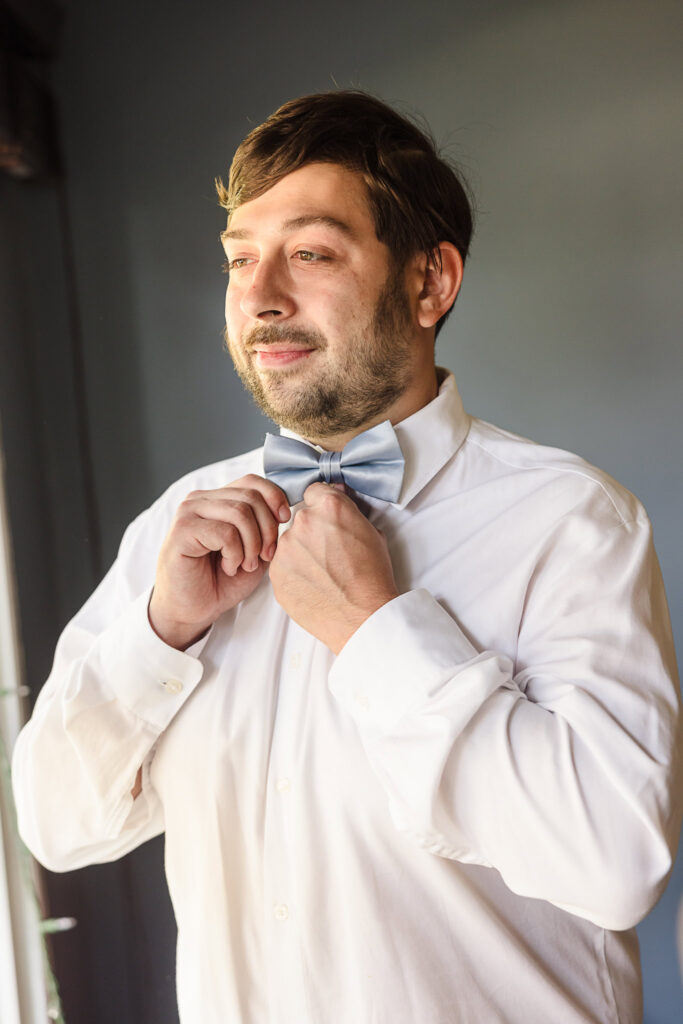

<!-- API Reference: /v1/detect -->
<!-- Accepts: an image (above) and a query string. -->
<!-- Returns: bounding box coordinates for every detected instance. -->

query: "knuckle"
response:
[233,474,264,492]
[242,488,268,511]
[174,511,195,530]
[220,530,242,555]
[303,482,323,500]
[231,499,253,520]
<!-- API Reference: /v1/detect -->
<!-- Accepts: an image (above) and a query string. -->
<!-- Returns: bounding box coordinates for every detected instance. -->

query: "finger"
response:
[185,476,291,523]
[227,474,292,522]
[188,493,281,566]
[242,495,282,562]
[301,484,362,524]
[181,517,245,576]
[302,481,352,508]
[176,500,260,570]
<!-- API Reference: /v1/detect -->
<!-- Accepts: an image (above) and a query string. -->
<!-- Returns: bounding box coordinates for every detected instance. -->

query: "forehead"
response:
[224,162,375,239]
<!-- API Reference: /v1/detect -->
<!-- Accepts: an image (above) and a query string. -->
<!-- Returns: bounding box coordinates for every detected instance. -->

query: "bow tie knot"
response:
[318,450,344,485]
[263,420,405,505]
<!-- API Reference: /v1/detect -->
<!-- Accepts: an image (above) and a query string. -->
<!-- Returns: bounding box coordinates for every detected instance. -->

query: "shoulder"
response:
[463,417,645,531]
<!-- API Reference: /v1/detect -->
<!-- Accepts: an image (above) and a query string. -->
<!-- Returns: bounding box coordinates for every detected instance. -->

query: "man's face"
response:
[222,162,419,441]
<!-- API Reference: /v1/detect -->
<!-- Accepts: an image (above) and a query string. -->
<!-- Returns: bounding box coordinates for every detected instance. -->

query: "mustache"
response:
[242,324,327,351]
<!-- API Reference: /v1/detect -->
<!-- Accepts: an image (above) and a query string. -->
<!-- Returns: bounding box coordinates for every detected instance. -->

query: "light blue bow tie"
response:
[263,420,405,505]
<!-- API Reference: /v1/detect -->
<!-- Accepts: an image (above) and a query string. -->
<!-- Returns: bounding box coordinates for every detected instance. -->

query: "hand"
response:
[149,475,290,650]
[269,483,399,654]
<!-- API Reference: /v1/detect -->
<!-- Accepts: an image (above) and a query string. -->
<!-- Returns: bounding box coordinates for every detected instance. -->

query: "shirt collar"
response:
[277,367,470,509]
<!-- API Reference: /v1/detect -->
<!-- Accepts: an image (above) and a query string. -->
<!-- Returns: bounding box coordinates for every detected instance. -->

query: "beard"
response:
[224,265,414,440]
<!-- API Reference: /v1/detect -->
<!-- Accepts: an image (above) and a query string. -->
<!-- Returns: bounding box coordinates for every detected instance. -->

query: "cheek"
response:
[313,283,368,332]
[224,285,244,333]
[225,281,237,313]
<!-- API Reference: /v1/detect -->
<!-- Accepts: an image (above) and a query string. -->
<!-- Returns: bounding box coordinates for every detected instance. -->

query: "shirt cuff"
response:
[97,589,206,731]
[329,589,488,733]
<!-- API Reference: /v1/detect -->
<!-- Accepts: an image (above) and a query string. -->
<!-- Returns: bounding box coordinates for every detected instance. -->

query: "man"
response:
[12,92,682,1023]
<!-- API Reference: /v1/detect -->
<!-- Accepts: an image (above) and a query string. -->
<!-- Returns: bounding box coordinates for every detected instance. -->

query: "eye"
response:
[224,256,253,272]
[294,250,328,263]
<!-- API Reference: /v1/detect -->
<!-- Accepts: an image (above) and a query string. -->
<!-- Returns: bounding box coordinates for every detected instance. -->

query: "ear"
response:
[415,243,464,329]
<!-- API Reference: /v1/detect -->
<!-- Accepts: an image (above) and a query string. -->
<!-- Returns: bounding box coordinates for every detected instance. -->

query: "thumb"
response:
[302,481,351,506]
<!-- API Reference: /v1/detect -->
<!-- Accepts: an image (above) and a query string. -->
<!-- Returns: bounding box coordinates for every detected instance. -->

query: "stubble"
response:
[225,266,414,440]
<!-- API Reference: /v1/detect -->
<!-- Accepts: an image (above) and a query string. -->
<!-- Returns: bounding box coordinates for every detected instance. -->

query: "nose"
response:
[239,254,296,321]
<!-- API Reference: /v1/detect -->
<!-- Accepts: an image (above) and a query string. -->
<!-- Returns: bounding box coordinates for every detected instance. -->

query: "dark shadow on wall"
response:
[1,3,178,1017]
[1,175,181,1024]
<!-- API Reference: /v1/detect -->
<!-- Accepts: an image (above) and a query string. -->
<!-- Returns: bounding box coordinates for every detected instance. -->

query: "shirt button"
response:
[164,679,183,695]
[273,903,289,921]
[289,652,302,670]
[275,777,291,793]
[354,692,369,711]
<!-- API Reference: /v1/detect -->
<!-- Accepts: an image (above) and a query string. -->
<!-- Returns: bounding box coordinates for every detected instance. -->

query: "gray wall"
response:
[4,0,681,1020]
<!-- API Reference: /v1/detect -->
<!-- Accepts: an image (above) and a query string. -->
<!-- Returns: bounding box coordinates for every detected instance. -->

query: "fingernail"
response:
[246,558,259,572]
[264,542,276,561]
[278,505,290,522]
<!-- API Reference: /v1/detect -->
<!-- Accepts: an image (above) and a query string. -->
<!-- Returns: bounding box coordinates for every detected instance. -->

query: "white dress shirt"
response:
[12,371,682,1023]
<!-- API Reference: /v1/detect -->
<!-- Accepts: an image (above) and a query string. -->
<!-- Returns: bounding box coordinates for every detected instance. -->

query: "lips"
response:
[251,346,315,368]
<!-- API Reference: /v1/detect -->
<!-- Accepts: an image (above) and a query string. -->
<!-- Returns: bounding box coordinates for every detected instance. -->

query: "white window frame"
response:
[0,431,50,1024]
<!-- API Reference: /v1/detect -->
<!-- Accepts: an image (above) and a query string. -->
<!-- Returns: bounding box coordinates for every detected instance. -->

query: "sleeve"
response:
[328,512,683,931]
[10,492,209,873]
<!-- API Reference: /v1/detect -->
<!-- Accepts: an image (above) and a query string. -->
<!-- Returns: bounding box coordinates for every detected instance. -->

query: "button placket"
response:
[263,623,309,1017]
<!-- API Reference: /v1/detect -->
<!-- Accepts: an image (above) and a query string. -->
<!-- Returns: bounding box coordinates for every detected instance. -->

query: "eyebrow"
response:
[220,214,355,243]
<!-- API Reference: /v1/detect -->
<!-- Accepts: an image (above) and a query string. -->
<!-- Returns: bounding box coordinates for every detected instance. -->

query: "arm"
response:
[10,515,205,872]
[272,486,683,930]
[11,472,289,872]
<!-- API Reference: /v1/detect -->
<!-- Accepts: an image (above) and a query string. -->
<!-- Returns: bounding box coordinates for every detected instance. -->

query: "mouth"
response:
[251,345,316,369]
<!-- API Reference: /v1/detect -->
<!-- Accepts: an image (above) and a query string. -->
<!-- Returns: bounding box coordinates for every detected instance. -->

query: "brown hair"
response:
[216,90,475,336]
